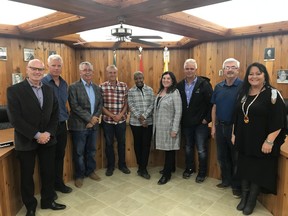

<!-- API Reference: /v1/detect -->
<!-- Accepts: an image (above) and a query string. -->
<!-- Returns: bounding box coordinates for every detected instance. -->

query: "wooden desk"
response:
[0,128,22,216]
[258,137,288,216]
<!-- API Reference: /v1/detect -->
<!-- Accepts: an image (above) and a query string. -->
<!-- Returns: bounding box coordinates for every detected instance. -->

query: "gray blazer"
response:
[68,80,103,131]
[153,89,182,150]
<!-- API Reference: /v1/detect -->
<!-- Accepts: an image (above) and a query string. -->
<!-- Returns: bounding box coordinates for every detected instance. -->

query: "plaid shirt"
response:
[100,81,128,124]
[128,84,154,126]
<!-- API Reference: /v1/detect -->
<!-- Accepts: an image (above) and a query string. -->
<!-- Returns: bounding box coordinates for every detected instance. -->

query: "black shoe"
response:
[138,170,151,180]
[232,189,242,199]
[105,168,114,176]
[41,201,66,210]
[182,168,194,179]
[119,166,131,174]
[159,168,176,174]
[55,185,72,193]
[25,210,35,216]
[216,182,230,189]
[195,174,206,183]
[157,175,171,185]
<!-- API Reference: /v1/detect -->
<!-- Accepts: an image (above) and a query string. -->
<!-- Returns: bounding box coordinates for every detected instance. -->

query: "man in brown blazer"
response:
[68,61,103,188]
[7,59,66,216]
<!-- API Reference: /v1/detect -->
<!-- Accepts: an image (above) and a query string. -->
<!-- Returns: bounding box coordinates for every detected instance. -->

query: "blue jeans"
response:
[102,121,127,170]
[71,129,97,179]
[183,124,209,175]
[215,123,240,189]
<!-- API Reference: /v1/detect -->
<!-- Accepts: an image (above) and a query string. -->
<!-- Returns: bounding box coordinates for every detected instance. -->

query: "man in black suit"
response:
[7,59,66,216]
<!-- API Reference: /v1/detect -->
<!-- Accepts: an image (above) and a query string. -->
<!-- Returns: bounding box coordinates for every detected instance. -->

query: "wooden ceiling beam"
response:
[159,12,228,36]
[127,17,224,41]
[0,24,20,35]
[8,0,116,17]
[18,12,84,33]
[228,21,288,37]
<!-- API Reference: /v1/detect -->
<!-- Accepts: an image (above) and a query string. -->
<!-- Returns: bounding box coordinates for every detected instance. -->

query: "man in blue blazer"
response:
[7,59,66,216]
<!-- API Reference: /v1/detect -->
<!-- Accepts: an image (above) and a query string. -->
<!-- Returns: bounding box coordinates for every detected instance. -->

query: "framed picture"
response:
[49,50,56,56]
[24,48,34,62]
[264,48,275,61]
[0,47,7,60]
[12,73,23,85]
[277,70,288,84]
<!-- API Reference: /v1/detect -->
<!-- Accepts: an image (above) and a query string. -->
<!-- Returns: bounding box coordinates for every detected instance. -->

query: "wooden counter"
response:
[0,128,22,216]
[258,138,288,216]
[0,127,287,216]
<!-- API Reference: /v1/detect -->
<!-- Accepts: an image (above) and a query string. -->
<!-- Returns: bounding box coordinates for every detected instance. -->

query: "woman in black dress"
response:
[233,62,286,215]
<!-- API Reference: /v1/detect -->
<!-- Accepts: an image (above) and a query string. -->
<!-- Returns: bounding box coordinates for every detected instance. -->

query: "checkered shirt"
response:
[128,84,154,126]
[100,81,128,124]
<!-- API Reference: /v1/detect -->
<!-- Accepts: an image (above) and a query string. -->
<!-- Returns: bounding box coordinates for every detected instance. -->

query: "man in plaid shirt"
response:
[100,65,130,176]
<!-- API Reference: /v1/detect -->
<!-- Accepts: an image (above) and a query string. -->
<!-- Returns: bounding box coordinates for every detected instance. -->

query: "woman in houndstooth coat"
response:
[153,71,182,185]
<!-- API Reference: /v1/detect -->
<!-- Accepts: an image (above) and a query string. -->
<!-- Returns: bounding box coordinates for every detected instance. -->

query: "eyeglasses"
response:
[224,66,238,70]
[81,69,93,73]
[28,66,45,72]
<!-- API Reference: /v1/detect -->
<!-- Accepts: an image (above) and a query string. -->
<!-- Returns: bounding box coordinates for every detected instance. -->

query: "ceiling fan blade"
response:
[130,36,162,39]
[130,38,161,47]
[112,41,122,50]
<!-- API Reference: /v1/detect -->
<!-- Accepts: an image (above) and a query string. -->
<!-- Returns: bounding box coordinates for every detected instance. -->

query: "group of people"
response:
[6,55,286,216]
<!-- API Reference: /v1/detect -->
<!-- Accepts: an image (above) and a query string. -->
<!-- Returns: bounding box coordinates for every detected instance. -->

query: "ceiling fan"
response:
[111,16,162,50]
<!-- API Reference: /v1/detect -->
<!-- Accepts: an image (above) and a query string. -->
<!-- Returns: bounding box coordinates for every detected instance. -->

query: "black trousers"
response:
[163,150,176,177]
[54,121,68,187]
[130,125,152,171]
[16,145,56,211]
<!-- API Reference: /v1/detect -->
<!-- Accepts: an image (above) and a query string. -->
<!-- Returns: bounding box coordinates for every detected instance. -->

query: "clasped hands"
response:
[138,115,148,128]
[37,132,51,144]
[86,116,100,128]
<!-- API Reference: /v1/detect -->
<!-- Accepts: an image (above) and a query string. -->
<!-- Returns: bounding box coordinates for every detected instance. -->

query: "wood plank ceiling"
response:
[1,0,288,49]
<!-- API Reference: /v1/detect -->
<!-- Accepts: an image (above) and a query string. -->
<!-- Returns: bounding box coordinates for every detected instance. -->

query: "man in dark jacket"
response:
[177,58,213,183]
[7,59,66,216]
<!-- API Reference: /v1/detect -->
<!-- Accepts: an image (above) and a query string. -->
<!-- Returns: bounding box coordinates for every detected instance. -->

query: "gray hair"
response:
[222,58,240,68]
[79,61,93,70]
[48,54,63,65]
[184,59,197,69]
[106,64,118,71]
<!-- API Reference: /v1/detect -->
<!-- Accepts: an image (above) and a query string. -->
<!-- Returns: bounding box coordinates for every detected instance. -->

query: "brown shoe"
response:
[75,178,83,188]
[89,171,101,181]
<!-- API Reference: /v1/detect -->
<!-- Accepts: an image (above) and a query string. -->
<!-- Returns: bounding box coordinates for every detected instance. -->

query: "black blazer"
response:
[7,79,59,151]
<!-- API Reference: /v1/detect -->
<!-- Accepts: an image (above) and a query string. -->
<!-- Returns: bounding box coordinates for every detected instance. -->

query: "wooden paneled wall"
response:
[190,35,288,98]
[74,48,190,91]
[1,34,288,105]
[0,37,76,104]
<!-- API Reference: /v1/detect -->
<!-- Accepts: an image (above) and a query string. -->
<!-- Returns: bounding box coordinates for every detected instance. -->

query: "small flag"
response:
[139,46,144,72]
[113,50,116,66]
[163,47,169,72]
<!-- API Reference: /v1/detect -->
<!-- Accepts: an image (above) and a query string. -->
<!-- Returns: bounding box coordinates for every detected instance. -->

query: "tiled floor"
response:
[17,167,272,216]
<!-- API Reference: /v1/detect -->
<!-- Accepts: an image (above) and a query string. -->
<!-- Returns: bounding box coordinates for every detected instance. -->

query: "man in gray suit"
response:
[7,59,66,216]
[68,61,103,188]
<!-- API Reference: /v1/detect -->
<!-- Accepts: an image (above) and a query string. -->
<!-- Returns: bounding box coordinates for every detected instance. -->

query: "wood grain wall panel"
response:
[0,37,76,104]
[190,36,288,98]
[74,49,190,91]
[2,34,288,105]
